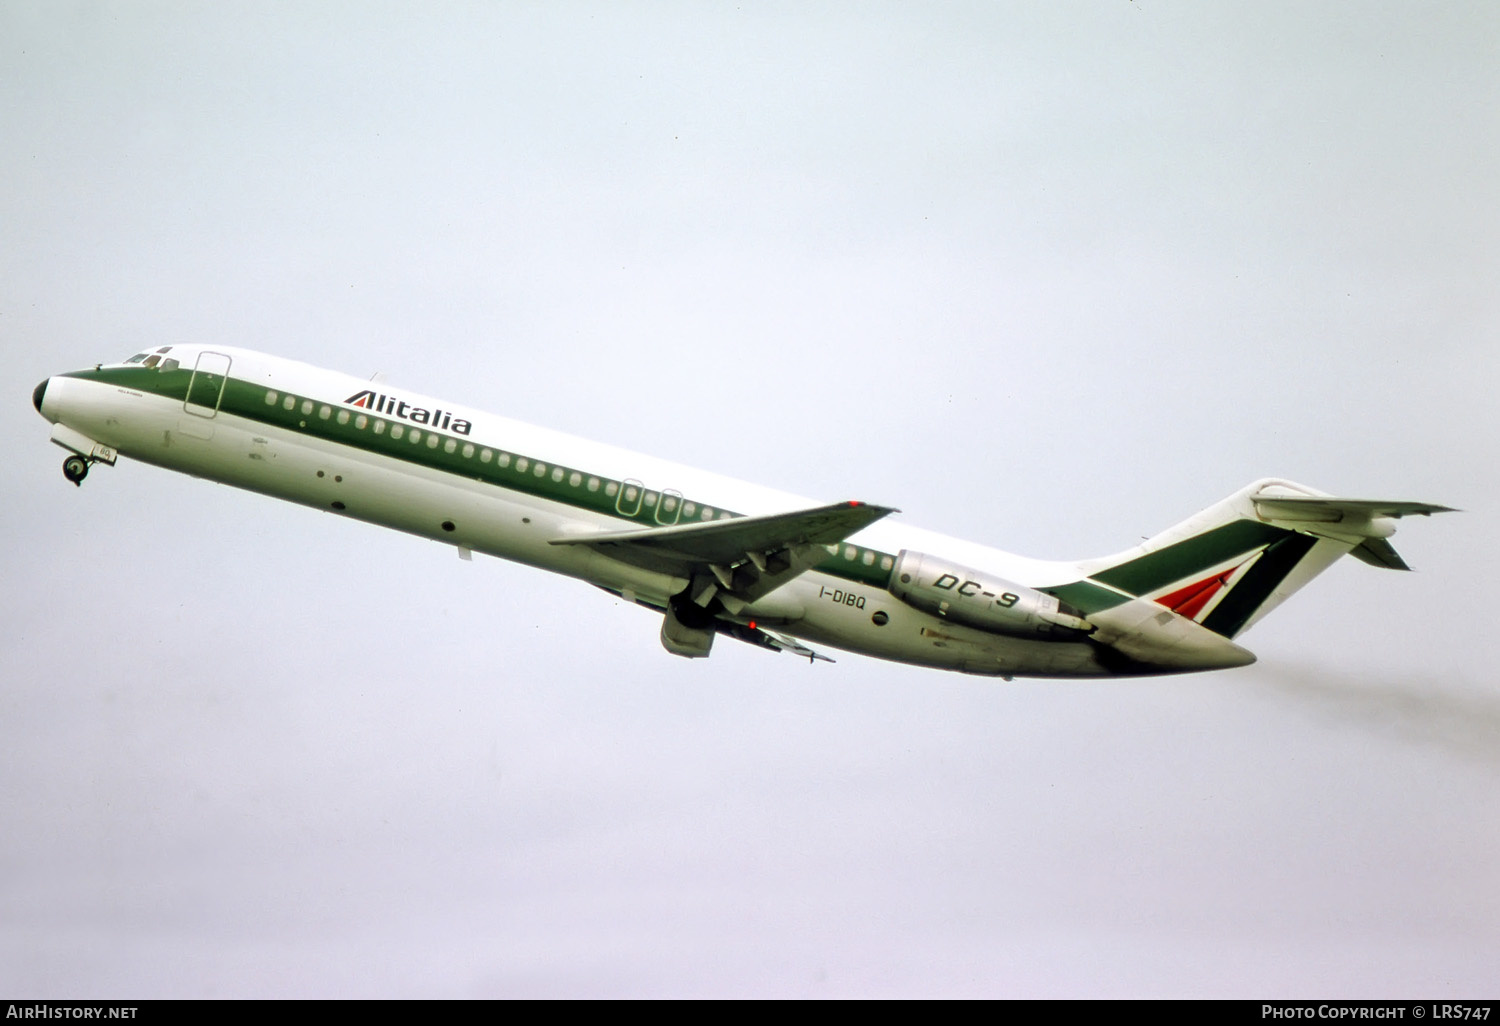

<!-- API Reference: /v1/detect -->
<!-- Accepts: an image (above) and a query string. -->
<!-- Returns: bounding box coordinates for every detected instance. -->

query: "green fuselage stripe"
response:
[1041,579,1132,616]
[1090,519,1291,597]
[68,365,895,589]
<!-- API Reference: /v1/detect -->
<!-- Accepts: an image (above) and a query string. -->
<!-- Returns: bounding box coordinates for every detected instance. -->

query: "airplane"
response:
[32,345,1453,679]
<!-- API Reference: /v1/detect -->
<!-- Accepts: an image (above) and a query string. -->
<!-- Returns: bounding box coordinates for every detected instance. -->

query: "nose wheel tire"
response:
[63,455,89,486]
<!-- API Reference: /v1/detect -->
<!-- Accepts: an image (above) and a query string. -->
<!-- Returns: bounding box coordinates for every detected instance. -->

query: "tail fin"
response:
[1068,479,1453,642]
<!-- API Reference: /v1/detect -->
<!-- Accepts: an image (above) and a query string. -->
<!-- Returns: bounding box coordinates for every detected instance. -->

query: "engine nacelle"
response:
[660,598,715,658]
[887,550,1093,639]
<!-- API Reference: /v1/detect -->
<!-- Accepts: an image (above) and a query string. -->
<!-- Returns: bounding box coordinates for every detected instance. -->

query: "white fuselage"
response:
[33,345,1140,677]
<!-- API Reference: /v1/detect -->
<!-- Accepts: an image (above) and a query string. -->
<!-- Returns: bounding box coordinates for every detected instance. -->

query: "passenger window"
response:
[265,391,278,405]
[283,395,296,410]
[391,424,404,439]
[337,410,350,425]
[355,415,367,429]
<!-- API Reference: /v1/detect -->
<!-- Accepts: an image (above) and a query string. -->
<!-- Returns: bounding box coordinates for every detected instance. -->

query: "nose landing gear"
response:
[63,455,89,486]
[50,429,116,485]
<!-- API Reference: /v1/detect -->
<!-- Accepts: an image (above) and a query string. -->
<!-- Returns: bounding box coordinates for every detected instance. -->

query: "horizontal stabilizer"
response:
[1252,495,1457,522]
[1251,487,1456,573]
[1350,537,1412,571]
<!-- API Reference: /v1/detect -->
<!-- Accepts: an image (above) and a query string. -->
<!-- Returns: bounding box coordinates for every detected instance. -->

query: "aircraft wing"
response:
[550,500,897,608]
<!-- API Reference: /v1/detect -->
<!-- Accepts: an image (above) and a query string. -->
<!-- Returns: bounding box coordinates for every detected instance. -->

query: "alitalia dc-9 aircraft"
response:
[33,345,1451,678]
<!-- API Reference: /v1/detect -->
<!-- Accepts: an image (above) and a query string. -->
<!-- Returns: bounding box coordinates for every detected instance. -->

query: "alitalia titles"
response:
[344,390,472,435]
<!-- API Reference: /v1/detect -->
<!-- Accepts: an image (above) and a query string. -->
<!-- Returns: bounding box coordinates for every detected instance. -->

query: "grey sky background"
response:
[3,1,1497,997]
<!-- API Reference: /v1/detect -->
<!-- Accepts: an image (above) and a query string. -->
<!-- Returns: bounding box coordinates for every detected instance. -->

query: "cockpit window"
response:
[123,346,175,368]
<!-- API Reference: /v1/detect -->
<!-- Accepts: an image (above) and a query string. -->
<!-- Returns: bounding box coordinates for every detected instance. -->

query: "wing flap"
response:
[715,620,836,663]
[556,500,894,660]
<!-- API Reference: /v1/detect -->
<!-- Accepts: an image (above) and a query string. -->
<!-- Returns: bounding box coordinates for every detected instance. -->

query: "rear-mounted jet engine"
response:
[888,550,1094,639]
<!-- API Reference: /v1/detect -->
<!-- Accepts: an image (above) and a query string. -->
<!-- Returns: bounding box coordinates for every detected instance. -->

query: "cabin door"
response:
[184,352,232,418]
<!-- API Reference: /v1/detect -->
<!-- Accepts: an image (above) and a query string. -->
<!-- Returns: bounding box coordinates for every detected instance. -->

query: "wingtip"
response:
[841,500,900,517]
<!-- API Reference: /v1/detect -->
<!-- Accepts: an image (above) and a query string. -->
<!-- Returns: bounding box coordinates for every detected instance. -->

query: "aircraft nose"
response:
[33,378,47,414]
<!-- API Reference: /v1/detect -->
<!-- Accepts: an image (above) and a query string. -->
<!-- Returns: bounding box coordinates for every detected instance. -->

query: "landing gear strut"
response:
[62,455,89,486]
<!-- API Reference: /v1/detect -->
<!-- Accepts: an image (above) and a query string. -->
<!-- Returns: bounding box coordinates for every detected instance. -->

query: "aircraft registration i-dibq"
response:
[33,345,1452,678]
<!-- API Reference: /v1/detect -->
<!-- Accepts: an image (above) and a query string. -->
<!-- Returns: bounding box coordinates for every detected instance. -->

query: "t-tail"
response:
[1047,479,1455,675]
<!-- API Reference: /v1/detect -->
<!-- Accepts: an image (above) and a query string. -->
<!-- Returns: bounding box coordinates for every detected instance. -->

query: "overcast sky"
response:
[3,1,1497,998]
